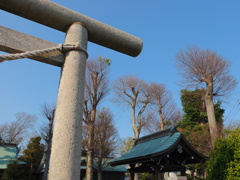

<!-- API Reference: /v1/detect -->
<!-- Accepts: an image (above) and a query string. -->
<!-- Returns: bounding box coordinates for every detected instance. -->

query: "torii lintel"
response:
[0,0,143,57]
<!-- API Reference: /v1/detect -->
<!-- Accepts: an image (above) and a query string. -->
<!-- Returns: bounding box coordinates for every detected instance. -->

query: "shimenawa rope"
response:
[0,43,88,62]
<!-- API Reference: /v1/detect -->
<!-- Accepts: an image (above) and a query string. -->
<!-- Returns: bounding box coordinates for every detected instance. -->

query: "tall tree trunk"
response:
[136,100,149,137]
[29,163,33,180]
[158,99,164,131]
[154,171,162,180]
[131,105,139,139]
[131,104,139,180]
[86,112,95,180]
[205,97,218,147]
[97,157,102,180]
[159,110,164,130]
[130,172,135,180]
[43,110,54,180]
[86,122,94,180]
[205,80,218,146]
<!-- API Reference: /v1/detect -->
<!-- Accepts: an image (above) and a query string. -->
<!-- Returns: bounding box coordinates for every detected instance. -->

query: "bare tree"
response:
[38,103,55,180]
[83,58,110,180]
[176,46,237,145]
[0,112,37,145]
[38,104,55,145]
[143,109,182,134]
[112,75,151,139]
[82,108,119,180]
[146,83,181,132]
[94,108,119,180]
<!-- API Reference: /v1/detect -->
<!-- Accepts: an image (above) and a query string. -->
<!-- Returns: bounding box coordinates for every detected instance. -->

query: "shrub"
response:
[207,128,240,180]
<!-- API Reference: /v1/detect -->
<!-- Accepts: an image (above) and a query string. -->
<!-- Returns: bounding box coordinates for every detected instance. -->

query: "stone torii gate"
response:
[0,0,142,180]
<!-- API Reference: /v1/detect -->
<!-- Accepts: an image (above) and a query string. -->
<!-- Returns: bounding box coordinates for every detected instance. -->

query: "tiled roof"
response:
[109,127,207,167]
[102,165,126,172]
[0,143,19,169]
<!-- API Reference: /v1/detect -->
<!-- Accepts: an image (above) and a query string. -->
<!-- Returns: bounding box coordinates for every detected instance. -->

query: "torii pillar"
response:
[48,22,88,180]
[0,0,143,179]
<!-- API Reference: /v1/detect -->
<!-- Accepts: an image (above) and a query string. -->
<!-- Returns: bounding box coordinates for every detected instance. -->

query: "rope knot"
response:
[0,43,88,62]
[61,43,88,58]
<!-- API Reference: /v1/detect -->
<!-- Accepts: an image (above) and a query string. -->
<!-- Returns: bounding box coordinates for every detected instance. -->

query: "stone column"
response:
[48,22,88,180]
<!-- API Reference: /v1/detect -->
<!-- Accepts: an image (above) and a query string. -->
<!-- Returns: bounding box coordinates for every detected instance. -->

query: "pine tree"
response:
[19,136,45,180]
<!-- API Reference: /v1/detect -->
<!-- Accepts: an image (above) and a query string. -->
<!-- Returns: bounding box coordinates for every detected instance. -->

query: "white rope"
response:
[0,43,88,63]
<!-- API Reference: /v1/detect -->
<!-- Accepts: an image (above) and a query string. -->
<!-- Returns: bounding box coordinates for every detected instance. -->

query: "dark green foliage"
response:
[180,89,224,129]
[179,89,225,178]
[2,160,28,180]
[207,128,240,180]
[214,101,224,124]
[19,136,45,180]
[179,89,224,155]
[20,136,44,165]
[180,89,206,128]
[207,139,232,180]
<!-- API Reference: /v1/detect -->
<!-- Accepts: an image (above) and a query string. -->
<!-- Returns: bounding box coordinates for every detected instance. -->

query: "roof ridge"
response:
[0,143,18,146]
[135,127,179,145]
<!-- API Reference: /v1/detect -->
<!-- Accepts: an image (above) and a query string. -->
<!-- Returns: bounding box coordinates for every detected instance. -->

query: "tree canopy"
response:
[19,136,45,180]
[207,128,240,180]
[180,89,224,155]
[147,83,181,131]
[82,108,119,180]
[112,75,151,139]
[83,57,111,180]
[176,46,236,145]
[112,76,180,138]
[0,112,37,145]
[180,89,224,129]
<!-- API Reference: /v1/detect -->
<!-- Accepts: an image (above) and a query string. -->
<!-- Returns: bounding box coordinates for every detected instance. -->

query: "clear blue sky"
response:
[1,0,240,139]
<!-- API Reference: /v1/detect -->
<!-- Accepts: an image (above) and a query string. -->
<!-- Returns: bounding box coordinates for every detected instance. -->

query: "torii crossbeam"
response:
[0,0,142,180]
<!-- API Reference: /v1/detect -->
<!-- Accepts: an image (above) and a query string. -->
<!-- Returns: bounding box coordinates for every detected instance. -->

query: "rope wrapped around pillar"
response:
[0,43,88,62]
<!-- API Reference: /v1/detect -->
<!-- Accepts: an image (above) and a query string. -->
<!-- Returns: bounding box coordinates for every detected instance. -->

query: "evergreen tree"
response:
[180,89,224,152]
[180,89,224,129]
[179,89,225,178]
[180,89,206,128]
[19,136,45,180]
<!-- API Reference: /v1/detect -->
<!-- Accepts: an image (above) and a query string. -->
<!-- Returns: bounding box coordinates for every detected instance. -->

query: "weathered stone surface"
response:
[0,0,143,57]
[0,26,64,66]
[48,22,87,180]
